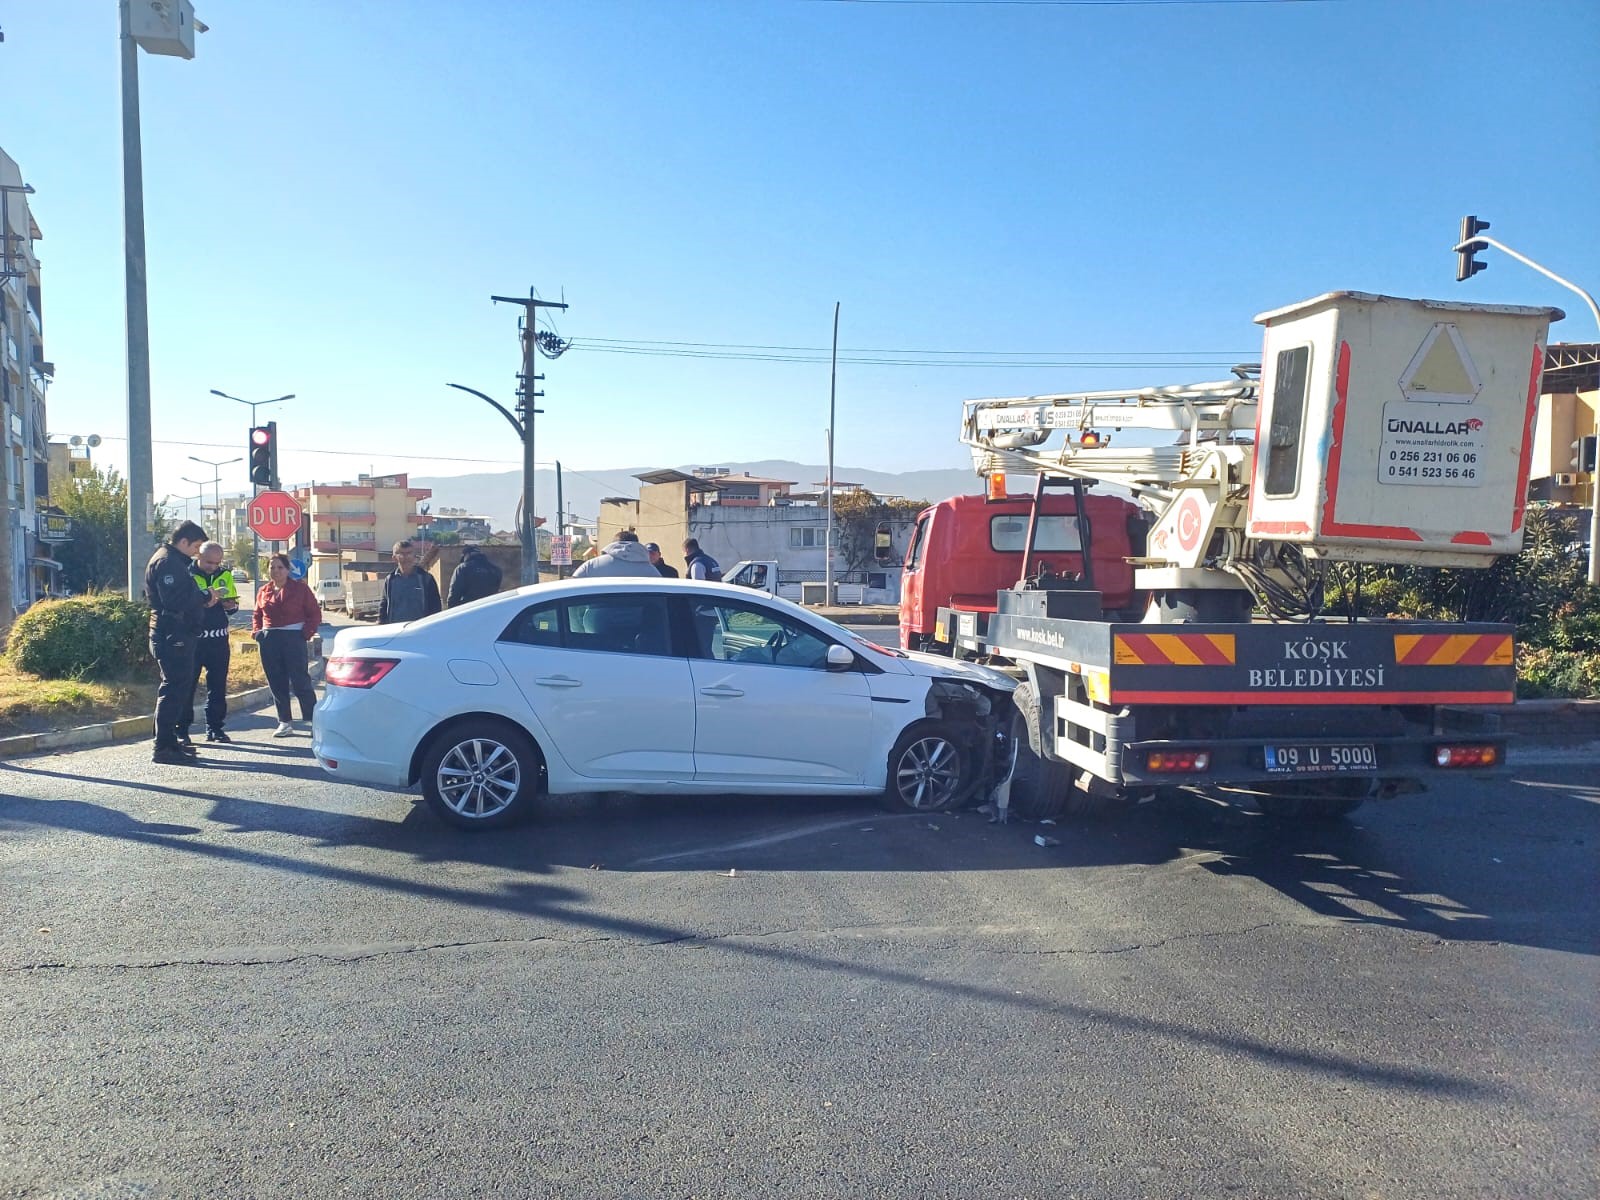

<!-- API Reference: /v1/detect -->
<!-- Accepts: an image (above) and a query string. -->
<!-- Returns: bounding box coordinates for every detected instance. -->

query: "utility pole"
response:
[825,302,840,606]
[119,0,154,596]
[491,289,568,585]
[119,0,204,596]
[555,461,566,580]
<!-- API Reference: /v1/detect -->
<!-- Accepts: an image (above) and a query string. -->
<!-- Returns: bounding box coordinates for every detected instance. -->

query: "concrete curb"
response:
[0,664,324,761]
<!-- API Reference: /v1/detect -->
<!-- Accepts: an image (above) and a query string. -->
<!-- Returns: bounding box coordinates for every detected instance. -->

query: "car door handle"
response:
[533,675,582,688]
[698,685,744,698]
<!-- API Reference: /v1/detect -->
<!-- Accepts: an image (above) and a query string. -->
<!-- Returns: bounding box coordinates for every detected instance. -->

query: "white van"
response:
[316,577,346,610]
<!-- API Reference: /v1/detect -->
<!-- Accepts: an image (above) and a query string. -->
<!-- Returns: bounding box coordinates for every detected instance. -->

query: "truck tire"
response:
[1009,683,1070,819]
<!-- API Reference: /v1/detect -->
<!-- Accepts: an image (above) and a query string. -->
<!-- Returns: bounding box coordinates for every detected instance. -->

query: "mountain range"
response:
[411,461,983,531]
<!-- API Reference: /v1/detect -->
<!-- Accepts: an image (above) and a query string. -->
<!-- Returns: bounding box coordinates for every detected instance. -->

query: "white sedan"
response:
[313,578,1017,828]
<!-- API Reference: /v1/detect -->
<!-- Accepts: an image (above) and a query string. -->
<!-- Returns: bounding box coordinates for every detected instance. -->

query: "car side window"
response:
[563,595,674,657]
[689,600,833,669]
[500,602,562,648]
[499,595,674,657]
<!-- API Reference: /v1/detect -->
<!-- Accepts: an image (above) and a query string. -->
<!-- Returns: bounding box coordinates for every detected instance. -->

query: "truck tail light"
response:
[325,657,399,689]
[1434,743,1499,768]
[1147,750,1211,773]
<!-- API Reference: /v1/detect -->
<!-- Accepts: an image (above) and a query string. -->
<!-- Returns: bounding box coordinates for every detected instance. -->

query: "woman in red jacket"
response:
[251,553,322,737]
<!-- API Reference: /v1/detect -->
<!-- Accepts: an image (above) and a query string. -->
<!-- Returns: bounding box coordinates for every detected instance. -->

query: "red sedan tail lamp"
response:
[1434,743,1500,768]
[325,657,400,689]
[1146,749,1211,773]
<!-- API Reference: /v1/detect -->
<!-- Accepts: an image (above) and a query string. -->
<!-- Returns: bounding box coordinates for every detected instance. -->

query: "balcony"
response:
[314,538,376,553]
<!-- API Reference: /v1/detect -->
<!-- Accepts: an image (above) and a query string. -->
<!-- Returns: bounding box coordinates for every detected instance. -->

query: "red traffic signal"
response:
[248,422,278,488]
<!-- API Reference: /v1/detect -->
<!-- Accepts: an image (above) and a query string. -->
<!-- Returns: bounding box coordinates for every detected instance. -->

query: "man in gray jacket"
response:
[572,530,659,579]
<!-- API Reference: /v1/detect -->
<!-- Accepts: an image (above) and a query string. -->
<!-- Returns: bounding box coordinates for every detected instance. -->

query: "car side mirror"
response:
[825,644,856,671]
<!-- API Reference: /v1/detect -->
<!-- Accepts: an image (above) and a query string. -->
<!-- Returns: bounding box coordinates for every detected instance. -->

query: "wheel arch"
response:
[407,711,548,786]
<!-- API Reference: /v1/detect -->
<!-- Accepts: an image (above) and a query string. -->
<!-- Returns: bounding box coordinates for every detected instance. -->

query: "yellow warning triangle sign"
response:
[1400,324,1482,403]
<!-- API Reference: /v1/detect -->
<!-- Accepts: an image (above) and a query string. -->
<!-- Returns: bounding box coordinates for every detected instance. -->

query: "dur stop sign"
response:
[247,490,303,541]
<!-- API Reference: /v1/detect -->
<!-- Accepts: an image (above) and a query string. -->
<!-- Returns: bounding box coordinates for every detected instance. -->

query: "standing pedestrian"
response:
[683,537,723,581]
[645,543,679,578]
[446,544,503,608]
[571,529,658,578]
[145,520,220,765]
[189,541,239,744]
[378,539,442,624]
[252,553,321,737]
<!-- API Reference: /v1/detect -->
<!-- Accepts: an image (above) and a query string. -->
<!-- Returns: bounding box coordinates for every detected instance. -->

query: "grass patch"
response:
[0,630,275,738]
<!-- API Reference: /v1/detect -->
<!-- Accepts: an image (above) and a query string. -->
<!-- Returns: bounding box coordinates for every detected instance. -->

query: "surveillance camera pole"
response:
[1454,227,1600,585]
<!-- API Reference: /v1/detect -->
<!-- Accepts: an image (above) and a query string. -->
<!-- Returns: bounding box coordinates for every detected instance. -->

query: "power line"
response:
[577,335,1242,355]
[574,343,1249,368]
[810,0,1338,7]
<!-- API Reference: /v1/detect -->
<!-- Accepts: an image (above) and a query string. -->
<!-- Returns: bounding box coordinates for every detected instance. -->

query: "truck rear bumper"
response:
[1117,733,1508,787]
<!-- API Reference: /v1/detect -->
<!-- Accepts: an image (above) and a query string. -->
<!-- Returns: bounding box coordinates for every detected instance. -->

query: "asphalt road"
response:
[1,705,1596,1199]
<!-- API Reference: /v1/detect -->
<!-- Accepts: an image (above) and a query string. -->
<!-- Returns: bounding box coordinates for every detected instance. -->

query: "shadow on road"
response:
[2,760,1595,969]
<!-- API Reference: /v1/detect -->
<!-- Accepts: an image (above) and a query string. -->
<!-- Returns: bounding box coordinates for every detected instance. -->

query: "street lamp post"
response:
[187,454,240,536]
[446,382,545,584]
[119,0,205,598]
[212,389,292,581]
[1453,222,1600,584]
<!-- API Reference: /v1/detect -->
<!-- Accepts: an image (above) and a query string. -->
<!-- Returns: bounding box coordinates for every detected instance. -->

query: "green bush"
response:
[1324,507,1598,698]
[1516,645,1600,699]
[6,593,154,681]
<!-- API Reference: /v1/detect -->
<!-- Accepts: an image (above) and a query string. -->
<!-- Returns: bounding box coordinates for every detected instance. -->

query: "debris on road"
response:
[1033,835,1061,848]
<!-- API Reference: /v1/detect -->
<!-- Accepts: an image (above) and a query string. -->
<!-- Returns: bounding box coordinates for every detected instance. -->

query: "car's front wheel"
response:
[883,721,969,813]
[420,720,542,829]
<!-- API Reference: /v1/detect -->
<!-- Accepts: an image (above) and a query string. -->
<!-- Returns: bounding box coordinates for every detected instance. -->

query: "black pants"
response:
[150,633,197,750]
[260,630,317,722]
[189,635,231,733]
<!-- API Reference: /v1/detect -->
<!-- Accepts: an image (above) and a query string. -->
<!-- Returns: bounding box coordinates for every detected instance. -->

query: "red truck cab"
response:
[899,491,1143,650]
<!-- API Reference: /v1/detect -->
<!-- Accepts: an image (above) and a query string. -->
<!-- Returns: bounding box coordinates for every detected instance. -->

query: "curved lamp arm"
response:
[447,383,525,438]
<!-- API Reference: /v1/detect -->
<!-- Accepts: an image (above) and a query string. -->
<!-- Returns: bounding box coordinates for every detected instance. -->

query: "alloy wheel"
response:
[894,735,962,811]
[435,737,522,820]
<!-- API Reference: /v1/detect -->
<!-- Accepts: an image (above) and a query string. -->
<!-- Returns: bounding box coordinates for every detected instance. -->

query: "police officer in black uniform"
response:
[145,520,219,765]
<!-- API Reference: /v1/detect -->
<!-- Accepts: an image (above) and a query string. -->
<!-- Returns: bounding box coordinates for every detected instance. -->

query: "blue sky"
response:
[6,0,1598,512]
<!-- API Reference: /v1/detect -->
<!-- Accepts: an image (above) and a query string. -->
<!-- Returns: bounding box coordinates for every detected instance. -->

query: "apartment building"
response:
[1,146,54,618]
[295,472,432,582]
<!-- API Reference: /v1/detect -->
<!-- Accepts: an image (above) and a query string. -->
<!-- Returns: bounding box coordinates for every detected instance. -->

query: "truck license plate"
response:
[1264,744,1376,775]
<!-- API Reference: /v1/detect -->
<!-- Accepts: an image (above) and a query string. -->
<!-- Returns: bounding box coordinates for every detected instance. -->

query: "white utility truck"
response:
[951,292,1561,819]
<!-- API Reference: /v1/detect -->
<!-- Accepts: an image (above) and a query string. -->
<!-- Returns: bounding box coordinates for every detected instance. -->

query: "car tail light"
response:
[1434,743,1499,768]
[325,657,399,689]
[1146,750,1211,773]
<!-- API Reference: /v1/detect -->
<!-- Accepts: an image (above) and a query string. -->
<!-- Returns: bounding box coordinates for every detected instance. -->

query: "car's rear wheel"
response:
[884,721,969,813]
[420,720,541,829]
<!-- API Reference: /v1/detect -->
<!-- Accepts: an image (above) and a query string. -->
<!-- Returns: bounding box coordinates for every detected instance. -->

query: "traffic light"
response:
[1572,435,1598,475]
[248,422,278,488]
[1456,215,1490,282]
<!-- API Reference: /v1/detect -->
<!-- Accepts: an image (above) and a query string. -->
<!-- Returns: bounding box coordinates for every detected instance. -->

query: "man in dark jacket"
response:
[145,521,220,765]
[645,543,679,578]
[683,538,722,581]
[447,544,503,607]
[378,539,442,624]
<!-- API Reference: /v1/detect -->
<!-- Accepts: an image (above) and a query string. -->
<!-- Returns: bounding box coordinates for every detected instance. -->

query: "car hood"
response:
[901,649,1017,692]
